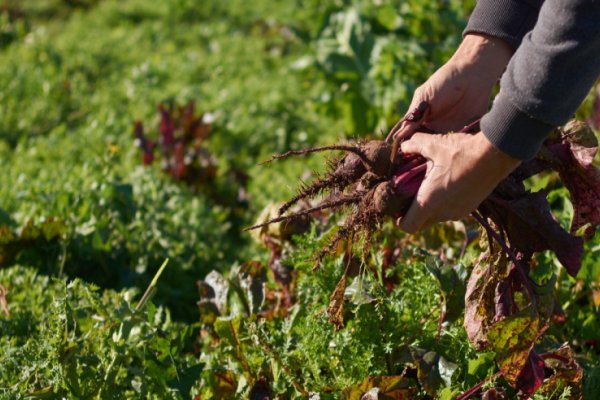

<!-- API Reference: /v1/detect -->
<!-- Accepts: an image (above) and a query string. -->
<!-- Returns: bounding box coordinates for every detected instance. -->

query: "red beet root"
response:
[247,136,427,267]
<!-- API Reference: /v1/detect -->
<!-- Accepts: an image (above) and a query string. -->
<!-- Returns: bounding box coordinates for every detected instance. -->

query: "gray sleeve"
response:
[481,0,600,160]
[464,0,545,50]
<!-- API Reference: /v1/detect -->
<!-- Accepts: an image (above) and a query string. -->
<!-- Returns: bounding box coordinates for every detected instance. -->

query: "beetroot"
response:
[248,124,429,267]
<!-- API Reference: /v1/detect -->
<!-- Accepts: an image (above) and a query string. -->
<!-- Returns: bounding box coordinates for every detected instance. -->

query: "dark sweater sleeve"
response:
[464,0,545,50]
[481,0,600,160]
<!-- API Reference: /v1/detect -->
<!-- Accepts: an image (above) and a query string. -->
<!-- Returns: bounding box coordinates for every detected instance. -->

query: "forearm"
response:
[482,0,600,160]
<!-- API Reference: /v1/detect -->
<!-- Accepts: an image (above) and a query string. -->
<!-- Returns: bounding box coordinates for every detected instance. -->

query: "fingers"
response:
[391,120,421,142]
[399,133,435,160]
[386,100,429,142]
[397,199,432,234]
[396,133,443,233]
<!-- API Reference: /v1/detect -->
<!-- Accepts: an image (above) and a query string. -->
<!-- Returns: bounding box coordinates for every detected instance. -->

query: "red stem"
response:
[470,211,535,300]
[456,372,501,400]
[539,352,570,364]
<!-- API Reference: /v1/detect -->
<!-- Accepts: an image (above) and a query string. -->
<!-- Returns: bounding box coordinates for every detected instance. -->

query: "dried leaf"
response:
[327,269,348,330]
[464,253,511,349]
[539,344,583,398]
[0,284,9,317]
[341,375,415,400]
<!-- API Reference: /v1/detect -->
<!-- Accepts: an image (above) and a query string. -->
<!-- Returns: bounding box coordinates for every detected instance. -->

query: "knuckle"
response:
[414,85,427,98]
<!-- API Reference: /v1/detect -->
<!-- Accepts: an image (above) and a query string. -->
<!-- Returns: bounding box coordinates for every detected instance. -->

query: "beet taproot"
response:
[247,103,433,267]
[247,142,426,267]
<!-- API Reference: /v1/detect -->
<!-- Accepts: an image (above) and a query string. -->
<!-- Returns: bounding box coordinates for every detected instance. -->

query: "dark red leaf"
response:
[480,179,583,276]
[541,121,600,239]
[515,351,545,398]
[158,103,176,147]
[249,377,271,400]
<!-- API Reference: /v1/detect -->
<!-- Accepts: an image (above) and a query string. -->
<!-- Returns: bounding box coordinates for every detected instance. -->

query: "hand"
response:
[391,34,513,140]
[397,131,521,234]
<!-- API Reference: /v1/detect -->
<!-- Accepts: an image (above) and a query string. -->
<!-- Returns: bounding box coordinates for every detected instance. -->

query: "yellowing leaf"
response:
[487,306,543,383]
[342,375,415,400]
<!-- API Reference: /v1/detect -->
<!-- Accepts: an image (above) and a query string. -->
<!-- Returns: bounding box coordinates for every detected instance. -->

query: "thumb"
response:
[387,100,429,141]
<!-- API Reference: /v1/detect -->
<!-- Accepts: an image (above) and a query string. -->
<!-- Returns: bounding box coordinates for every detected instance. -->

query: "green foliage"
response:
[302,0,468,136]
[198,231,480,398]
[0,0,598,398]
[0,264,201,398]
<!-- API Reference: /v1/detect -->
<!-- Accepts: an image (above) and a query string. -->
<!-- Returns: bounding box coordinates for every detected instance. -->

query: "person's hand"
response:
[391,34,513,140]
[397,131,521,234]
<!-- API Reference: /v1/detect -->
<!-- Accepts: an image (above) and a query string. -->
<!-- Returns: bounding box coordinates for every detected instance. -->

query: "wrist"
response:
[475,131,521,173]
[451,34,513,84]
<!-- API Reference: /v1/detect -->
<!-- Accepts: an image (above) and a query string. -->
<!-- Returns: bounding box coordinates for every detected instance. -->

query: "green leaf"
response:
[375,5,403,31]
[467,352,496,381]
[214,315,243,347]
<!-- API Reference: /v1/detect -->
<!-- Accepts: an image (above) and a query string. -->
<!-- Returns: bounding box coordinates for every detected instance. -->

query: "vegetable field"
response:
[0,0,598,399]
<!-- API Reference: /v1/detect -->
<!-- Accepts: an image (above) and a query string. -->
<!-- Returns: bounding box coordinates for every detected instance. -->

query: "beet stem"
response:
[393,162,427,184]
[455,372,501,400]
[471,210,535,300]
[393,155,426,175]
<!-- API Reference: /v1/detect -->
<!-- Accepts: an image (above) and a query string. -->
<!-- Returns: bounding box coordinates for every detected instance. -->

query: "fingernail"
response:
[404,101,429,122]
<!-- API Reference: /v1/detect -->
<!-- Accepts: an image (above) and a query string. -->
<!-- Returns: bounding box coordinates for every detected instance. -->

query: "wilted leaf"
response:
[202,270,229,312]
[486,306,546,384]
[342,375,414,400]
[0,218,66,268]
[212,370,237,399]
[539,344,583,398]
[514,351,545,398]
[0,284,9,317]
[250,203,310,244]
[481,387,506,399]
[344,274,375,305]
[327,269,348,330]
[464,253,511,349]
